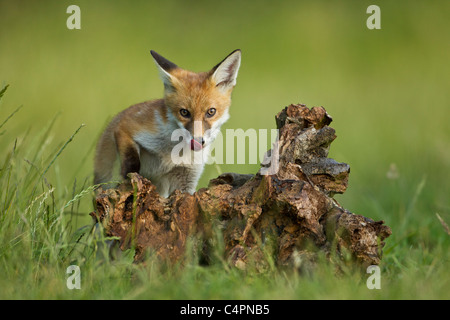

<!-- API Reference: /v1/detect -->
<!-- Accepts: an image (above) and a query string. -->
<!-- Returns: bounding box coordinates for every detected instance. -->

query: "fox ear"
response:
[211,49,241,92]
[150,50,178,92]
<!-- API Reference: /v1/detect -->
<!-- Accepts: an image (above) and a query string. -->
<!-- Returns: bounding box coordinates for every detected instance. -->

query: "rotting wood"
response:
[91,103,391,268]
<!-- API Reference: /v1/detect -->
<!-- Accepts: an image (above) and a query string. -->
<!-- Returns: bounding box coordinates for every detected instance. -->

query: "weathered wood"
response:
[91,104,391,268]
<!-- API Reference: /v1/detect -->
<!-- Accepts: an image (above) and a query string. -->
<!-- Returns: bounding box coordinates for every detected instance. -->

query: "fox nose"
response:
[190,137,204,151]
[193,137,205,146]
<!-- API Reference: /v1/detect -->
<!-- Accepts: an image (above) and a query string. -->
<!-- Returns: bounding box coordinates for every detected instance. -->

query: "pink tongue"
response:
[190,139,203,151]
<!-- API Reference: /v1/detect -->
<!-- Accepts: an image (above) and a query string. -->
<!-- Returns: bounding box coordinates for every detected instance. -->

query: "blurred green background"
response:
[0,0,449,299]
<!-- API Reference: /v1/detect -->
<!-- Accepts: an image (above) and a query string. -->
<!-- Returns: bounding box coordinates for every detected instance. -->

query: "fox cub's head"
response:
[150,49,241,151]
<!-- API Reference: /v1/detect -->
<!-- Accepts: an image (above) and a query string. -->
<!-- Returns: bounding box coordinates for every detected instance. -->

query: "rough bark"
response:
[91,104,391,269]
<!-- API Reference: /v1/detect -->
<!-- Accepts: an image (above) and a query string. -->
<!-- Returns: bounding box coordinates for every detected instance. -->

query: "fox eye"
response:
[180,109,190,118]
[206,108,216,117]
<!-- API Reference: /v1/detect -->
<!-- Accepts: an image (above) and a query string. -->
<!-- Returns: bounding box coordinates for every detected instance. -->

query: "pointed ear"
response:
[210,49,241,92]
[150,50,179,92]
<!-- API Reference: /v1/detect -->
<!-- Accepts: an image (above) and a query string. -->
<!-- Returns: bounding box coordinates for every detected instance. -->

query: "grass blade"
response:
[0,84,9,100]
[30,124,85,197]
[0,105,22,130]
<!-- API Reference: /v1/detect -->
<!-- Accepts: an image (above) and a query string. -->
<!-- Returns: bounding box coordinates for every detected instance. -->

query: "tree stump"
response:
[91,104,391,269]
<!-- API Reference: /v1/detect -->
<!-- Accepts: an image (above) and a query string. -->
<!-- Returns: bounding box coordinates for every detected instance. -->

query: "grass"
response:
[0,0,449,300]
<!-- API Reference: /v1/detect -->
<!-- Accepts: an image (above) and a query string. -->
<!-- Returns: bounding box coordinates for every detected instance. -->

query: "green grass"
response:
[0,0,449,300]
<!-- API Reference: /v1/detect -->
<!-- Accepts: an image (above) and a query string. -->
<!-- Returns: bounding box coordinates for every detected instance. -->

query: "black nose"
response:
[194,137,205,146]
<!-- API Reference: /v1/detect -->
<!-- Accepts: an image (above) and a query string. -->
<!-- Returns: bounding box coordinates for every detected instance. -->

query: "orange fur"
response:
[94,50,241,197]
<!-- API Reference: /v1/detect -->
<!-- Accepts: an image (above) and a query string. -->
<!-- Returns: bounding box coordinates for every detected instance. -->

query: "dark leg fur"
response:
[121,146,141,179]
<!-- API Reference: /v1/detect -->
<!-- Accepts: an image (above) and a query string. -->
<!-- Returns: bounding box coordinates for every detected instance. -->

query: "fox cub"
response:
[94,49,241,197]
